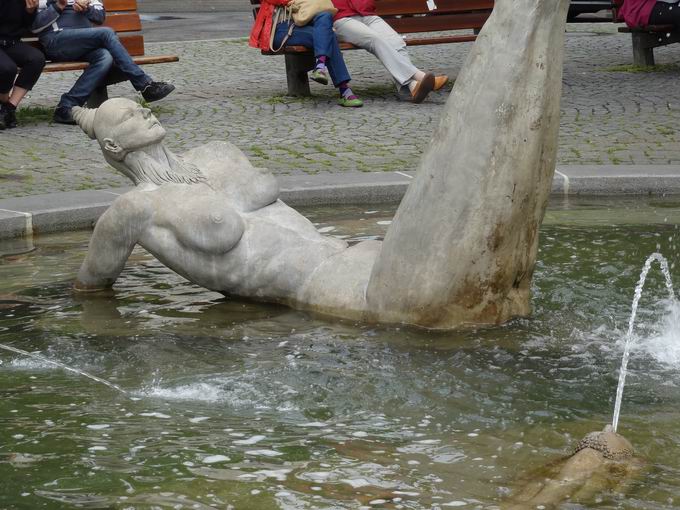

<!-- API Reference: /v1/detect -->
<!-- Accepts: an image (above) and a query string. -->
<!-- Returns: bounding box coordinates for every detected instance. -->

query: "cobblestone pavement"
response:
[2,23,680,198]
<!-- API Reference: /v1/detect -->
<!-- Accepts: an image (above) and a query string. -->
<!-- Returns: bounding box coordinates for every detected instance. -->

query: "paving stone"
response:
[2,24,680,199]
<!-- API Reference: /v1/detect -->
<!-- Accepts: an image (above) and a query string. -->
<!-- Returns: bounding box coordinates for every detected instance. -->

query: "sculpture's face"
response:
[96,99,166,160]
[108,102,166,151]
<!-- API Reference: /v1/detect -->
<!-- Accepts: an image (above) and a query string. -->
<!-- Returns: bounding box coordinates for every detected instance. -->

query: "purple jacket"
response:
[618,0,656,28]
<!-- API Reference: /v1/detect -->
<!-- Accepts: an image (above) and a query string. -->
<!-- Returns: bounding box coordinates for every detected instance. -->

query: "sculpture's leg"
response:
[366,0,571,328]
[285,54,314,96]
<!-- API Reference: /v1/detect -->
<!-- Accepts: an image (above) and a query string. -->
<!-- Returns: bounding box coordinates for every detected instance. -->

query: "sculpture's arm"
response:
[75,194,150,291]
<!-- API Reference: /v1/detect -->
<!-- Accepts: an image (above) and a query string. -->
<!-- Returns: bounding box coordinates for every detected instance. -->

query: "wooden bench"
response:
[617,24,680,66]
[250,0,493,96]
[22,0,179,107]
[611,2,679,66]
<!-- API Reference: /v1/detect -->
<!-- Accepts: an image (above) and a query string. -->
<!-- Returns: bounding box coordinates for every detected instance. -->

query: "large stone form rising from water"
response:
[367,0,570,327]
[73,0,569,329]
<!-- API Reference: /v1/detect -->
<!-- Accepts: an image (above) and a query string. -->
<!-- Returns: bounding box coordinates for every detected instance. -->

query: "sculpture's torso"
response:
[129,183,378,315]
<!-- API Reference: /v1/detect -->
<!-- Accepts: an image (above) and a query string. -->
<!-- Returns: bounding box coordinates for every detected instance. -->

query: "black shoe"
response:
[53,106,76,125]
[0,102,12,130]
[4,103,17,128]
[141,81,175,103]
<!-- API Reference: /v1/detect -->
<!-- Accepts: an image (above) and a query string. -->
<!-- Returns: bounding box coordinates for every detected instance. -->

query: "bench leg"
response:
[285,54,314,97]
[87,86,109,108]
[631,33,655,66]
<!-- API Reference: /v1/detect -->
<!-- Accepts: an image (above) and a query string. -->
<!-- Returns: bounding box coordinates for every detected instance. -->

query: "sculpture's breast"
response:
[149,187,245,256]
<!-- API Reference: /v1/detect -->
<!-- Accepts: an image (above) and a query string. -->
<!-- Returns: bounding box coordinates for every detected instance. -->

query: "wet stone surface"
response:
[1,24,680,198]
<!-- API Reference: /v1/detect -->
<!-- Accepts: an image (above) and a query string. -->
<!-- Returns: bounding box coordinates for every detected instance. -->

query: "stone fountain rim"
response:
[2,163,680,241]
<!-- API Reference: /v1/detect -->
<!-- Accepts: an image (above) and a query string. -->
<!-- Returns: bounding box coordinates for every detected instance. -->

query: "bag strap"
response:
[269,6,295,53]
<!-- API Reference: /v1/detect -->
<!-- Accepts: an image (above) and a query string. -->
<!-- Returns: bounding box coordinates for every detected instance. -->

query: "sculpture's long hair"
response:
[73,105,207,187]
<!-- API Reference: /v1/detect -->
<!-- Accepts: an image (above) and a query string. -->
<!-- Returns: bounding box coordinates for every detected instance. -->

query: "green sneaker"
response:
[310,68,329,85]
[337,95,363,108]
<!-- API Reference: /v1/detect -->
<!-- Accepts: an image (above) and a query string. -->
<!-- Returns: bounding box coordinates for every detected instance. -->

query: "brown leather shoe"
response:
[410,72,435,103]
[433,75,449,91]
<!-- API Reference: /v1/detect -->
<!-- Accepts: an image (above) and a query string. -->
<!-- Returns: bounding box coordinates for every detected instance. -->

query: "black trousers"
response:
[0,41,46,94]
[648,1,680,26]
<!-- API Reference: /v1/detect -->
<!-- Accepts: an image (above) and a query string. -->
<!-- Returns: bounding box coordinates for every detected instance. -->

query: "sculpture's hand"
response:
[73,278,113,292]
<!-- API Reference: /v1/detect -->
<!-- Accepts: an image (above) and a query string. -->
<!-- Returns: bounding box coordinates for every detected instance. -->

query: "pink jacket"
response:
[618,0,656,28]
[332,0,377,21]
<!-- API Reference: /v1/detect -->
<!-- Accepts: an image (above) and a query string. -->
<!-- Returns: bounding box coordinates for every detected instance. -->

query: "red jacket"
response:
[249,0,290,50]
[617,0,656,28]
[332,0,376,21]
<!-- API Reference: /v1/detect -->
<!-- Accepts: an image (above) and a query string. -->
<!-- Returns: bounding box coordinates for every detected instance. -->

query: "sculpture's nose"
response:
[142,108,151,118]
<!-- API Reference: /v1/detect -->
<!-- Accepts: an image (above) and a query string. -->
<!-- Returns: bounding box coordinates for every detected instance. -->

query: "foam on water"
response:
[138,382,224,403]
[639,300,680,366]
[9,357,54,370]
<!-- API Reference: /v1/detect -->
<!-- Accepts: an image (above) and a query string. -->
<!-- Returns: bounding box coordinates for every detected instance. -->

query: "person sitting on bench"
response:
[32,0,175,125]
[331,0,448,103]
[0,0,46,130]
[619,0,680,29]
[250,0,363,107]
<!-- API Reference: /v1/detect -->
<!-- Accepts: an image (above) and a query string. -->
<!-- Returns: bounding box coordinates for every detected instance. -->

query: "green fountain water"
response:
[2,197,680,509]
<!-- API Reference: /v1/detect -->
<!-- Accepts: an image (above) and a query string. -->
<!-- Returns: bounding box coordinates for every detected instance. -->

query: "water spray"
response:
[611,252,676,432]
[0,342,128,396]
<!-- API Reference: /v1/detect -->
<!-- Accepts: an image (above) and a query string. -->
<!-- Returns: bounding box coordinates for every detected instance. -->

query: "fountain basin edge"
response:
[3,164,680,240]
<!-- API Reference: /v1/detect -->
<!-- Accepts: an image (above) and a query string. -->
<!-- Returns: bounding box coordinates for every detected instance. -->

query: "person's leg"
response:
[274,17,361,106]
[333,16,417,86]
[0,48,17,95]
[63,48,113,108]
[308,13,351,87]
[0,43,47,129]
[94,27,175,100]
[90,27,152,90]
[45,28,152,90]
[4,42,46,106]
[273,22,329,84]
[52,48,113,124]
[648,1,680,25]
[0,48,17,130]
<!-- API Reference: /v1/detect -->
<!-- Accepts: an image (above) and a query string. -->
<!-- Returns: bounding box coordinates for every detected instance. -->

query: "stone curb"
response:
[2,165,680,240]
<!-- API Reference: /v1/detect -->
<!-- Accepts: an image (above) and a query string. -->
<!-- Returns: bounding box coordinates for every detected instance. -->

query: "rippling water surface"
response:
[2,197,680,509]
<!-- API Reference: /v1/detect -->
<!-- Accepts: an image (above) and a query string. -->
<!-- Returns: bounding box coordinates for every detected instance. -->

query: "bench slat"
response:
[103,12,142,32]
[618,24,675,33]
[104,0,138,10]
[383,11,489,33]
[405,33,477,45]
[118,34,144,56]
[44,54,179,73]
[261,33,477,54]
[22,33,144,56]
[376,0,493,16]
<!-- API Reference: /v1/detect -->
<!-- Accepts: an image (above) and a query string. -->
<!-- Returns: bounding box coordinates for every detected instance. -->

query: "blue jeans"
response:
[273,12,351,87]
[42,27,152,108]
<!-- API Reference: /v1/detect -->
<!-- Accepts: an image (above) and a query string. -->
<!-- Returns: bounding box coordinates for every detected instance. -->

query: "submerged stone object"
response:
[74,0,569,329]
[504,426,642,509]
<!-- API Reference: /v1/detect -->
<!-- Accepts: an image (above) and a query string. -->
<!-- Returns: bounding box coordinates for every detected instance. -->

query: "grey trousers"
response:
[333,15,418,87]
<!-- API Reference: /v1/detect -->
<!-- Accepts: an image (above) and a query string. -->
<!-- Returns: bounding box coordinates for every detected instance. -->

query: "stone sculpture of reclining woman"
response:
[73,98,381,319]
[74,0,571,330]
